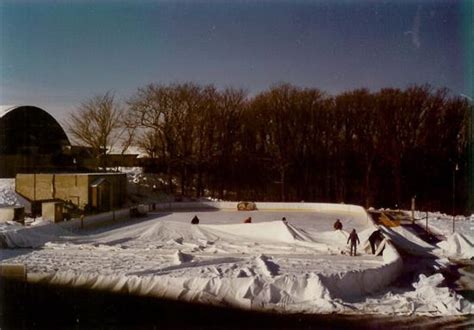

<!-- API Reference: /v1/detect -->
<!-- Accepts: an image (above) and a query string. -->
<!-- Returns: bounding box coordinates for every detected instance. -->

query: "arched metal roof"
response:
[0,105,70,155]
[0,105,18,119]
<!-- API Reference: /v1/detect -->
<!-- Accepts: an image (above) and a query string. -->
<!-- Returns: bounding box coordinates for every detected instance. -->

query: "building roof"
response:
[0,105,70,155]
[90,177,109,187]
[0,105,18,119]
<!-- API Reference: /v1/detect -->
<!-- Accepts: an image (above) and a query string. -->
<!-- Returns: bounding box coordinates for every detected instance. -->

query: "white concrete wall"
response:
[0,208,15,222]
[0,206,24,222]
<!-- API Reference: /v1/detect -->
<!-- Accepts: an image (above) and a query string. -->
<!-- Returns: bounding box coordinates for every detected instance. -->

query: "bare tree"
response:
[125,81,469,212]
[66,92,123,169]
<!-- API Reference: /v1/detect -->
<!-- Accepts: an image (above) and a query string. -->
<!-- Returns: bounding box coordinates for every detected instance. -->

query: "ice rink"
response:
[0,206,471,316]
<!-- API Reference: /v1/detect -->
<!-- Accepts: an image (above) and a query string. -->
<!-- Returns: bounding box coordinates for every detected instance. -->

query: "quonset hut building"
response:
[0,105,127,217]
[0,105,72,178]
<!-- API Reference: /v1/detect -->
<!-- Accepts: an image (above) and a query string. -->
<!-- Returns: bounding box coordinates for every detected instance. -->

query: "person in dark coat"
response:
[368,229,384,254]
[333,219,343,230]
[282,217,287,223]
[244,217,252,223]
[347,229,360,256]
[191,215,199,225]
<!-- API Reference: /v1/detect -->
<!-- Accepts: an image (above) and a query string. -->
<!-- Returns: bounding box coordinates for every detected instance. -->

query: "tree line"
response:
[66,83,471,214]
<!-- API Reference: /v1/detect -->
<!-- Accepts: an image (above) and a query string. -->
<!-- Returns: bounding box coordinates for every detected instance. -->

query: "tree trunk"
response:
[364,161,372,208]
[280,167,285,202]
[167,163,173,194]
[393,156,402,208]
[196,165,202,198]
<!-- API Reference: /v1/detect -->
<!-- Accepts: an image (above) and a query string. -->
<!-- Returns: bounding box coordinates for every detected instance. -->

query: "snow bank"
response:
[202,221,296,243]
[414,211,471,239]
[25,250,471,316]
[437,232,474,259]
[408,273,472,315]
[0,220,71,248]
[28,270,336,311]
[346,272,472,316]
[412,211,473,259]
[26,243,400,313]
[319,241,403,299]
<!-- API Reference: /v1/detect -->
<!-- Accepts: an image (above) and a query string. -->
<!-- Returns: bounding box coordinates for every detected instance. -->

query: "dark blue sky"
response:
[0,0,471,119]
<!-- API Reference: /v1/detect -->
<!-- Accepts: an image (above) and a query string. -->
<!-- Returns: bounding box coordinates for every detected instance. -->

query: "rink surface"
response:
[1,208,471,316]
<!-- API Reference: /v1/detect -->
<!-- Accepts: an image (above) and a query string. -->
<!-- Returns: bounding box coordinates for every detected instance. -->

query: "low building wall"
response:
[59,209,131,231]
[152,201,369,223]
[0,206,25,223]
[16,173,127,211]
[42,202,64,223]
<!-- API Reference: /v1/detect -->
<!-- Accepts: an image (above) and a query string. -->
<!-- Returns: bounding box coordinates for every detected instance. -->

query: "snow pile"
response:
[27,259,471,316]
[409,273,470,314]
[29,269,337,312]
[414,211,471,238]
[123,167,166,188]
[414,211,473,259]
[123,167,174,202]
[378,220,474,260]
[0,220,72,248]
[437,233,474,259]
[202,221,296,244]
[348,273,472,316]
[138,220,215,243]
[0,179,21,207]
[171,250,194,264]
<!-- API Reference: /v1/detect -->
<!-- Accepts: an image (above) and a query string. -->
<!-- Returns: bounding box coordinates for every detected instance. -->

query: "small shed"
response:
[42,201,64,223]
[90,178,111,212]
[16,172,127,212]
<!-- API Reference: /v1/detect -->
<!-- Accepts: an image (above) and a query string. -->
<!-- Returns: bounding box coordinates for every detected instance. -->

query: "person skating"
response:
[333,219,342,230]
[347,229,360,256]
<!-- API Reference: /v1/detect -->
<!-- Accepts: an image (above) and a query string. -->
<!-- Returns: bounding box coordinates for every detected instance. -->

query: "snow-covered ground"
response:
[0,179,31,221]
[0,179,23,207]
[414,211,474,259]
[1,207,472,316]
[414,211,472,238]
